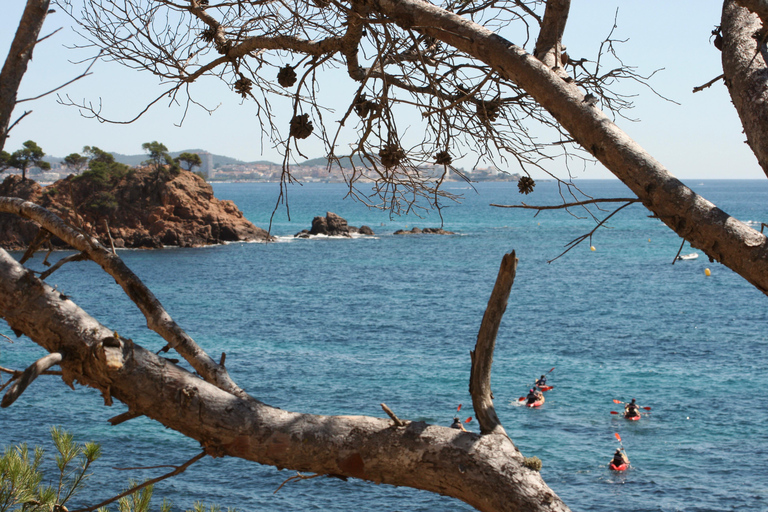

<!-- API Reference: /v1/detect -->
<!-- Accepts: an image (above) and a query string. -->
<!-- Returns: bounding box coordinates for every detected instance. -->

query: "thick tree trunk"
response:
[367,0,768,295]
[0,0,50,151]
[0,247,570,512]
[722,0,768,178]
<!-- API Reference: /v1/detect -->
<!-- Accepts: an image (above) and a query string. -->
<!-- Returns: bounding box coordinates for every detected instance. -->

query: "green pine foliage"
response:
[1,429,234,512]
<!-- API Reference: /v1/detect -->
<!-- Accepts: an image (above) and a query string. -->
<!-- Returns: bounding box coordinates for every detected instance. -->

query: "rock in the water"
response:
[0,169,273,250]
[393,227,454,235]
[296,212,374,237]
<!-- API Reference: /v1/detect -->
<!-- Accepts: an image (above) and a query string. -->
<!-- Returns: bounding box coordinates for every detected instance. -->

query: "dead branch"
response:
[692,74,725,93]
[274,473,325,494]
[548,201,636,263]
[380,403,406,426]
[1,352,63,408]
[469,251,516,436]
[17,48,102,103]
[38,251,88,280]
[19,228,53,264]
[490,197,640,210]
[672,238,686,265]
[107,410,142,426]
[69,451,207,512]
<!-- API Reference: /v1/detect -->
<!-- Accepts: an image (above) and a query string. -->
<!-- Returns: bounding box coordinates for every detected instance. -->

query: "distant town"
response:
[16,150,522,184]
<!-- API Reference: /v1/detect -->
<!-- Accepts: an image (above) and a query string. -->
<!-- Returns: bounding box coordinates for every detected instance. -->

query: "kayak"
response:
[526,396,545,408]
[538,385,554,392]
[609,462,628,471]
[625,414,641,421]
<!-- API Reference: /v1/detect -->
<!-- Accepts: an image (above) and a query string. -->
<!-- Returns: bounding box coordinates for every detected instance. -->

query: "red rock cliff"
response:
[0,168,272,250]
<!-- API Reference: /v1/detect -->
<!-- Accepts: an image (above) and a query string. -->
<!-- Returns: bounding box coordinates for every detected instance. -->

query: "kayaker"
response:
[624,399,640,418]
[525,388,541,405]
[450,417,467,431]
[612,449,629,467]
[535,374,547,387]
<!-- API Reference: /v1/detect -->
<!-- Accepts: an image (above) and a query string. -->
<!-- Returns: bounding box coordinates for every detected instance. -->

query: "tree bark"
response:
[0,247,570,512]
[722,0,768,178]
[0,0,50,151]
[365,0,768,295]
[470,251,517,436]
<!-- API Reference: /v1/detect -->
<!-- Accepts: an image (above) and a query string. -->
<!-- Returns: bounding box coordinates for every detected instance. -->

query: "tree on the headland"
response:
[3,1,768,512]
[76,145,130,185]
[176,152,202,173]
[142,141,179,179]
[5,139,50,181]
[62,152,88,174]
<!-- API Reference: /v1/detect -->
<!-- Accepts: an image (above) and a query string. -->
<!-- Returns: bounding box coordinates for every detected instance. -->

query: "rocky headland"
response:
[295,212,375,238]
[0,168,272,251]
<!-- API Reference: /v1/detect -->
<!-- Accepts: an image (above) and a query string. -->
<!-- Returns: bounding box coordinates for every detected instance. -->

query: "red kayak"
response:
[609,462,628,471]
[526,398,545,408]
[625,414,641,421]
[538,385,553,392]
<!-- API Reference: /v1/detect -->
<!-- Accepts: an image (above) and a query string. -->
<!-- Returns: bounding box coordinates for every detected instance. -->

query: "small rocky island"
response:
[393,227,455,235]
[295,212,374,238]
[0,168,272,251]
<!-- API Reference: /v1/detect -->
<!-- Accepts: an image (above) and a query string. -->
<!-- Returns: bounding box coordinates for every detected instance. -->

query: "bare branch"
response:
[490,197,640,210]
[692,74,725,93]
[380,403,406,426]
[38,252,89,280]
[69,451,207,512]
[469,251,516,436]
[1,352,64,408]
[548,202,636,264]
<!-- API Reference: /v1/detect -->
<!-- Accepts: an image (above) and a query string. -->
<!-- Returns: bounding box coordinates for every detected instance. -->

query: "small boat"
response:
[526,396,545,408]
[538,385,553,392]
[624,414,641,421]
[677,253,698,261]
[609,462,628,471]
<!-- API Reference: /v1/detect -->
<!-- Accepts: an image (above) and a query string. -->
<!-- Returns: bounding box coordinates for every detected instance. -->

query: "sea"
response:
[1,179,767,512]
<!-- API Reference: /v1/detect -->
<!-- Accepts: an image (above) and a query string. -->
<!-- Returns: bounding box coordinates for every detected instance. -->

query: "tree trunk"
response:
[722,0,768,178]
[0,0,50,151]
[365,0,768,295]
[0,247,570,512]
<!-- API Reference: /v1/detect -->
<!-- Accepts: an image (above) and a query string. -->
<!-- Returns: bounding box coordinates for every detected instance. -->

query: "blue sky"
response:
[1,0,763,179]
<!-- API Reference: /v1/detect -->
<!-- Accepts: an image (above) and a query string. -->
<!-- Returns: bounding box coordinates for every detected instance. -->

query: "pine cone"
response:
[379,144,405,168]
[353,94,378,119]
[277,65,297,88]
[199,27,216,43]
[476,100,501,122]
[518,176,535,195]
[234,75,252,99]
[290,114,314,139]
[434,150,452,166]
[215,39,232,55]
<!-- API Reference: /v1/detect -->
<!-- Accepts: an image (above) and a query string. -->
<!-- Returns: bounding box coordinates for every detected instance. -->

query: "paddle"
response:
[456,404,472,424]
[613,399,651,411]
[614,432,630,465]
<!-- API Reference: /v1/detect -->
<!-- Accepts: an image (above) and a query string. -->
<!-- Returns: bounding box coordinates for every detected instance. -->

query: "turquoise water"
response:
[1,180,767,511]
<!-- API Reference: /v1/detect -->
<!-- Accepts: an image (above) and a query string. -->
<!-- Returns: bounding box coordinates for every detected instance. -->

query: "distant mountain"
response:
[109,150,251,168]
[300,155,367,167]
[45,150,274,168]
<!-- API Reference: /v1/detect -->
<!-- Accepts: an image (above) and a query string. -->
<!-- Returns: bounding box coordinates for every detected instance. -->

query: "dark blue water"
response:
[1,180,767,511]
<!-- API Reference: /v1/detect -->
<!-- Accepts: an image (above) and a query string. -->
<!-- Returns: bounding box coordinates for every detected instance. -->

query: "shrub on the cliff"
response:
[86,191,119,215]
